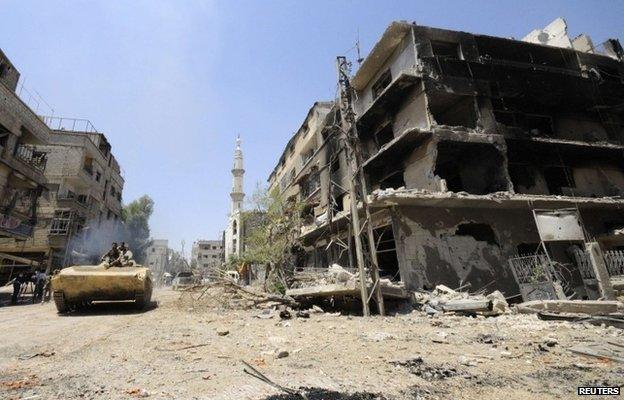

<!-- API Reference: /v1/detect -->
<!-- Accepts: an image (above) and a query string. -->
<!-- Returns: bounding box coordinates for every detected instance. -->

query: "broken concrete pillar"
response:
[585,241,617,300]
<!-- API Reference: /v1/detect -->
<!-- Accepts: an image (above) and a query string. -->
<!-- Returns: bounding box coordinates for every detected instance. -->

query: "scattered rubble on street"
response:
[1,287,623,399]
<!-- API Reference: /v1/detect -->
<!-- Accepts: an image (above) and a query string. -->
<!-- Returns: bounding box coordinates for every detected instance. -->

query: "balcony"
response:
[14,144,47,173]
[83,164,93,176]
[57,191,91,210]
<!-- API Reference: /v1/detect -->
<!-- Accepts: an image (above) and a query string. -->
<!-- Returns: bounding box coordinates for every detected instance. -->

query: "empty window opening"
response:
[379,170,405,190]
[429,94,477,128]
[374,124,394,149]
[50,210,72,235]
[455,223,498,246]
[508,140,624,197]
[363,226,400,281]
[372,69,392,100]
[516,243,542,256]
[330,158,340,173]
[434,142,508,194]
[493,108,554,136]
[508,164,538,191]
[543,166,575,195]
[431,40,462,60]
[332,193,346,213]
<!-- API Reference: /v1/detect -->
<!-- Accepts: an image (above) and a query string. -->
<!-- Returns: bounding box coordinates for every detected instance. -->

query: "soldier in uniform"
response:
[101,242,120,267]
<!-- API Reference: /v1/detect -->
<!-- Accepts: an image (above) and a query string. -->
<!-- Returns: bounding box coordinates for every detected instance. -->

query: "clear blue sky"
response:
[2,1,623,255]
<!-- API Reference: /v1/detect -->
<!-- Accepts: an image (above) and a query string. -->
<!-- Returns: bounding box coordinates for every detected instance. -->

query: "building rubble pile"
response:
[414,284,510,317]
[290,264,405,291]
[177,280,297,311]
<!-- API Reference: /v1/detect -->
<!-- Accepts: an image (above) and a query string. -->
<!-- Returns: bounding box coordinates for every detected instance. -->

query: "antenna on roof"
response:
[356,29,364,65]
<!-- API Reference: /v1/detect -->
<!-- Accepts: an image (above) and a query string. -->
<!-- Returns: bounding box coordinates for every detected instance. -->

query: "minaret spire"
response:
[230,135,245,214]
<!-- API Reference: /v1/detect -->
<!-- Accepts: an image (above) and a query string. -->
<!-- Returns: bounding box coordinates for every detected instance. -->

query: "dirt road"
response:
[0,287,622,399]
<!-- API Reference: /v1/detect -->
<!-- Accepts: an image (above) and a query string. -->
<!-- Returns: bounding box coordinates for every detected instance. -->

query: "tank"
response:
[51,264,153,312]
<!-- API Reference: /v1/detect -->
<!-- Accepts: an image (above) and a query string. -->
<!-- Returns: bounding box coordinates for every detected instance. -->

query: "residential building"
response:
[191,239,224,273]
[0,49,51,283]
[0,49,50,240]
[269,18,624,299]
[0,116,124,276]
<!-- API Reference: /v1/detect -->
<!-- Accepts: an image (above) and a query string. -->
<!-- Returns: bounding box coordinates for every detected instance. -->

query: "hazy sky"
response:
[2,0,623,255]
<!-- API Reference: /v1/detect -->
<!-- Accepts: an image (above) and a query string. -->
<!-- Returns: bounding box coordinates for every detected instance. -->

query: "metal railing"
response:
[604,250,624,277]
[575,250,624,278]
[40,116,99,134]
[508,254,553,284]
[14,144,47,173]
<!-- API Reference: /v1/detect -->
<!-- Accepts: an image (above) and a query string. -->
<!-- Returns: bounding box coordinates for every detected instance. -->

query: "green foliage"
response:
[121,195,154,263]
[241,185,304,292]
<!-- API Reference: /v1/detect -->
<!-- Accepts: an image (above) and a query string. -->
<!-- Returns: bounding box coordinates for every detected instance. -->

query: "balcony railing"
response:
[57,192,91,209]
[14,144,47,173]
[40,116,99,134]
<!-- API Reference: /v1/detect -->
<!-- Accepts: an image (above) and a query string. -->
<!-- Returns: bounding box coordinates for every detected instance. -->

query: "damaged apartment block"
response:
[269,18,624,302]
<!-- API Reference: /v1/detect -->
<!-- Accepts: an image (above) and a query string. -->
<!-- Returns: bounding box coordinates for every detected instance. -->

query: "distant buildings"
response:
[145,239,169,280]
[191,239,224,273]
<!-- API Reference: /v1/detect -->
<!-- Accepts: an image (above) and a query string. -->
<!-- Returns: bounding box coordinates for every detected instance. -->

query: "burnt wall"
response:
[392,205,624,296]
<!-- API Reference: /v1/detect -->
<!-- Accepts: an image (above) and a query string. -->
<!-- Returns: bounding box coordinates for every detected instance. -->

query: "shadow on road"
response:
[58,300,159,316]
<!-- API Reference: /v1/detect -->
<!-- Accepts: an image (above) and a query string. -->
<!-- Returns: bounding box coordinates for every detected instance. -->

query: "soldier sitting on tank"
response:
[101,242,120,268]
[118,242,135,267]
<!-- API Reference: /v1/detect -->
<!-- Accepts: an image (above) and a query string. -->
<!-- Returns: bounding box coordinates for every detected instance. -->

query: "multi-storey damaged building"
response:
[0,50,49,241]
[0,117,124,276]
[269,18,624,299]
[0,49,124,281]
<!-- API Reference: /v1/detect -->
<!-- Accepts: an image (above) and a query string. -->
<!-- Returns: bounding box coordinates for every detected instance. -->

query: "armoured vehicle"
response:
[51,264,153,312]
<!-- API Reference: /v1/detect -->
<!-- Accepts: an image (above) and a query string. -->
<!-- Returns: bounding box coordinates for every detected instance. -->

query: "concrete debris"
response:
[569,341,624,363]
[275,350,290,359]
[311,305,324,313]
[390,357,468,380]
[178,279,298,310]
[286,266,408,300]
[295,310,310,319]
[364,332,398,342]
[516,300,624,315]
[414,285,509,317]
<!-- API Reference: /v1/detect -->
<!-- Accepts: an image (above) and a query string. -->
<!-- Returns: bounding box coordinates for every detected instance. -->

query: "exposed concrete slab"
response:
[286,282,409,300]
[517,300,624,315]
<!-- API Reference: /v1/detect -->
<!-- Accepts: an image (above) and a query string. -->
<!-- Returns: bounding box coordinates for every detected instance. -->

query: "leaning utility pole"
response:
[336,56,385,316]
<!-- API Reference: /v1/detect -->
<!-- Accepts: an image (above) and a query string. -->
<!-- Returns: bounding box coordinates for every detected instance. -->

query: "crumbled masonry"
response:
[268,17,624,301]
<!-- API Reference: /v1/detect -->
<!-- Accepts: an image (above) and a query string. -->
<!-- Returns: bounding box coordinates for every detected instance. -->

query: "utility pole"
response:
[335,56,385,316]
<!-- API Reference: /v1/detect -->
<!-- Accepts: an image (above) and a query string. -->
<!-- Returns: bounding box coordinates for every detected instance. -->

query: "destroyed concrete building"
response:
[0,49,51,283]
[269,19,624,300]
[0,117,124,275]
[0,49,125,282]
[0,50,50,238]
